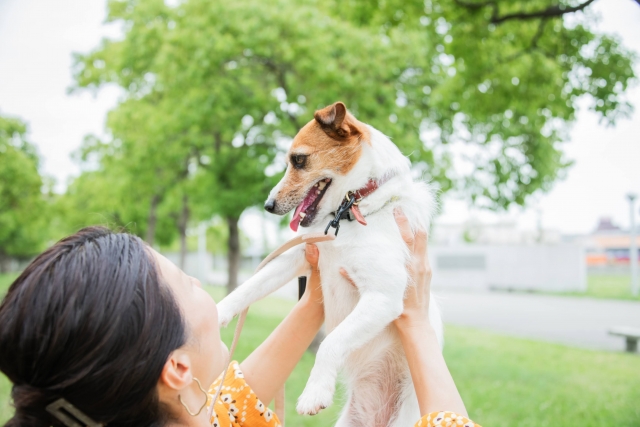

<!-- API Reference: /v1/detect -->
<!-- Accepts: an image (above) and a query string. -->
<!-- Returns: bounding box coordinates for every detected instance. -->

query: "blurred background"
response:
[1,0,639,425]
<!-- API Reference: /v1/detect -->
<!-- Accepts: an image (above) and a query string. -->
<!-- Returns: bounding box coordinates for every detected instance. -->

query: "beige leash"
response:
[209,232,335,426]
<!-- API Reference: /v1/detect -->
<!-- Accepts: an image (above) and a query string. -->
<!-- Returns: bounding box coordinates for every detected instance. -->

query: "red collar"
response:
[347,174,394,226]
[351,180,379,202]
[350,173,394,202]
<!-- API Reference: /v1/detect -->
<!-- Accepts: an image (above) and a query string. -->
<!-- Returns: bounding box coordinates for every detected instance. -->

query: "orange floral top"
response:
[415,411,482,427]
[208,362,480,427]
[208,361,281,427]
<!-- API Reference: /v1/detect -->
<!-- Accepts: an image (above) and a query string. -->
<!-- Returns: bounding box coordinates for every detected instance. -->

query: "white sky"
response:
[0,0,638,237]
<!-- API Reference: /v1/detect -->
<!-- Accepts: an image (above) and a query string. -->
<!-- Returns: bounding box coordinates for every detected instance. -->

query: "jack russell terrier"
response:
[217,101,443,427]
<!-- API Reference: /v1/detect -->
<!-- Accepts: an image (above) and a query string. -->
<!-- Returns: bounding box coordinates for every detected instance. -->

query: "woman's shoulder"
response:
[208,361,281,427]
[415,411,481,427]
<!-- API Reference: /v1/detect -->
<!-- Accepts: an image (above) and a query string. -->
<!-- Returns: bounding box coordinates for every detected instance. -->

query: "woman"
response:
[0,209,480,427]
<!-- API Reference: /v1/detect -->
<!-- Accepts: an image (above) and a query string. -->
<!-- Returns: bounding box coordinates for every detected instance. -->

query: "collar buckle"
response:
[324,192,356,236]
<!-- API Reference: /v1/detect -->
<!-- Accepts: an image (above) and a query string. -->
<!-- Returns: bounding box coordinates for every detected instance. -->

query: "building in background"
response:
[430,220,585,293]
[565,217,640,267]
[432,219,562,246]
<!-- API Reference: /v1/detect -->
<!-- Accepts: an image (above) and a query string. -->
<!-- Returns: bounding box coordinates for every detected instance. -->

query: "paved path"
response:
[436,291,640,352]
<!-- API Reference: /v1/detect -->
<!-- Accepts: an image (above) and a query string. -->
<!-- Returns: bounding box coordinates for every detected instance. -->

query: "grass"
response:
[546,275,640,301]
[1,284,639,426]
[0,375,8,424]
[509,275,640,302]
[581,275,640,301]
[444,327,640,427]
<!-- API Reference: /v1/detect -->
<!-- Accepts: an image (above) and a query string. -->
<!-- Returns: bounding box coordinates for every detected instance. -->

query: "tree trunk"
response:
[226,215,240,294]
[145,194,160,246]
[178,195,189,270]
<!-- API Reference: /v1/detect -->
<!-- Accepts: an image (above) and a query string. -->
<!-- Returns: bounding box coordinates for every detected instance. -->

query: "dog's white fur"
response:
[217,124,443,427]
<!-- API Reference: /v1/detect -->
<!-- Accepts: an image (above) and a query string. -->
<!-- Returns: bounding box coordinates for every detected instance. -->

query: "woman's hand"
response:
[300,244,325,316]
[392,208,432,331]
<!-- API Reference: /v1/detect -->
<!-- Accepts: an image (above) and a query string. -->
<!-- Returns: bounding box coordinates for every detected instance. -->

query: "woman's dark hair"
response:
[0,226,187,426]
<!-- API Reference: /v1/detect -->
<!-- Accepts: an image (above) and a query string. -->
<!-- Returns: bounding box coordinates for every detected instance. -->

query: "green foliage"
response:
[0,115,49,263]
[71,0,438,227]
[324,0,637,208]
[0,273,19,297]
[205,218,231,255]
[65,0,636,252]
[55,124,188,245]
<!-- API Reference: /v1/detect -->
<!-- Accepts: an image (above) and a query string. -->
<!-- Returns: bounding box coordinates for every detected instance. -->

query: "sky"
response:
[0,0,638,238]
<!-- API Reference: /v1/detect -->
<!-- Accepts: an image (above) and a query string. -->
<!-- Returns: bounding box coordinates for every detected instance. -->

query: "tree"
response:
[71,0,636,292]
[324,0,637,208]
[72,0,438,292]
[0,115,48,271]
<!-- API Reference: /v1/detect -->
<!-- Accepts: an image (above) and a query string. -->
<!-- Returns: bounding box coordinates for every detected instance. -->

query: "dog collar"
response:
[324,174,394,236]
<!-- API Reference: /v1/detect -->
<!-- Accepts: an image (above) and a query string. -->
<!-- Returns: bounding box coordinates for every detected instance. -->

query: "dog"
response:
[217,102,443,427]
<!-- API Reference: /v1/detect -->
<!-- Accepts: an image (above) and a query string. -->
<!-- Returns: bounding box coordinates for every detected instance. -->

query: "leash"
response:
[208,232,336,426]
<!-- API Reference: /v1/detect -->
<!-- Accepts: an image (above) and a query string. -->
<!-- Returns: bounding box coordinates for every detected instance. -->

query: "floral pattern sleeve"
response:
[208,361,281,427]
[415,411,481,427]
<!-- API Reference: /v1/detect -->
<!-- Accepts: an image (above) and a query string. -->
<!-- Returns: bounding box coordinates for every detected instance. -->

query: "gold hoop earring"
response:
[178,377,209,417]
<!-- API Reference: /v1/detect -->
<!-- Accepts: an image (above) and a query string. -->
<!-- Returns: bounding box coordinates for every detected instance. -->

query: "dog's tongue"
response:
[289,189,319,232]
[290,204,304,232]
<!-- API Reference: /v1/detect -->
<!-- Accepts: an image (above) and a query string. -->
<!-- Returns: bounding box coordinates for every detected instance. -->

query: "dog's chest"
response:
[315,245,357,330]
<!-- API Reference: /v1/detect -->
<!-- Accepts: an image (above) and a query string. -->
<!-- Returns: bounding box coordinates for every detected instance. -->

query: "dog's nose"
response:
[264,198,276,213]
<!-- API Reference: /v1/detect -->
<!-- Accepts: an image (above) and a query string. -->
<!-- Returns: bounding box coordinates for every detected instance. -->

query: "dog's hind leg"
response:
[217,246,307,327]
[296,289,405,415]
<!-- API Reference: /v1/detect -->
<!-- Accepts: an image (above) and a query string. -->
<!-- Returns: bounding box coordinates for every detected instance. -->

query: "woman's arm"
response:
[240,244,324,404]
[392,209,468,417]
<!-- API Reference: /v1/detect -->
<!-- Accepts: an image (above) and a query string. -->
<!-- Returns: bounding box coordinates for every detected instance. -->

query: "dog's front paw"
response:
[216,301,236,328]
[296,381,334,415]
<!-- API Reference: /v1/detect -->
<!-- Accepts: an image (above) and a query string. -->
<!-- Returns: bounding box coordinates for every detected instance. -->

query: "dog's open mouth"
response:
[290,178,332,231]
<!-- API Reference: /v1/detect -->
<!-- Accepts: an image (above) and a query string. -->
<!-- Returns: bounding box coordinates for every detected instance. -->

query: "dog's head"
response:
[264,101,370,231]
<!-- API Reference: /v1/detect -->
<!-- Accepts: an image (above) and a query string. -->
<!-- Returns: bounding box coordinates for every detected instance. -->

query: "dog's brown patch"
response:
[278,102,369,201]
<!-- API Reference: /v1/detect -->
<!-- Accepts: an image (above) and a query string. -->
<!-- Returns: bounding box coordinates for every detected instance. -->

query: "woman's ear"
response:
[160,350,193,391]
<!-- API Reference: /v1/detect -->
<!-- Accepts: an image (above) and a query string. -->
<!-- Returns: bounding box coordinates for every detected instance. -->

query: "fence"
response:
[430,244,587,292]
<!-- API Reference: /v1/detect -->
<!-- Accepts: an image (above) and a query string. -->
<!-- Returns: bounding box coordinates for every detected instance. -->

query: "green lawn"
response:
[1,285,639,426]
[445,327,640,427]
[580,275,640,301]
[546,275,640,301]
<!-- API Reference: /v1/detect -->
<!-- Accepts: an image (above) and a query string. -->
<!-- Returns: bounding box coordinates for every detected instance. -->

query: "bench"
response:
[609,327,640,353]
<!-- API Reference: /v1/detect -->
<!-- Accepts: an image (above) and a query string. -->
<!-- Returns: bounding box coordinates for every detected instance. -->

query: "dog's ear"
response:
[314,102,361,140]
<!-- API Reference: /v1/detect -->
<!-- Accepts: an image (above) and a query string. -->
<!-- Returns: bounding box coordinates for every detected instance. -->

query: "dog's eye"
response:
[291,154,308,169]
